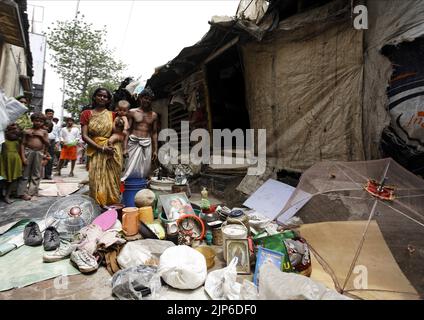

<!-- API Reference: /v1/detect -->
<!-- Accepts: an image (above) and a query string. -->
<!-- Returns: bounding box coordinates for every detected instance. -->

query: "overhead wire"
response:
[121,0,135,50]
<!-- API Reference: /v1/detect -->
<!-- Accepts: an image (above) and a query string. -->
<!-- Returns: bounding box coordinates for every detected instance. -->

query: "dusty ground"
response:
[0,164,235,300]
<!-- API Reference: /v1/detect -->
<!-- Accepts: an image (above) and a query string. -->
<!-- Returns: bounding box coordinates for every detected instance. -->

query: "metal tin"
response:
[212,226,223,246]
[221,220,248,261]
[227,210,250,233]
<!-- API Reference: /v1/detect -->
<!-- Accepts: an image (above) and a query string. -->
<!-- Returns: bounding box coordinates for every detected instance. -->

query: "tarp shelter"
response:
[147,0,424,174]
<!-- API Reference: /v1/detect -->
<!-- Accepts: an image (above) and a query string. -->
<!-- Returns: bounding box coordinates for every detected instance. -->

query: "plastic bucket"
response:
[159,210,178,235]
[121,178,148,208]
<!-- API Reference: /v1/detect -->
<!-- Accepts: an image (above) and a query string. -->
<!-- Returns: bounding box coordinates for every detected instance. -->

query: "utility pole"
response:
[60,0,80,123]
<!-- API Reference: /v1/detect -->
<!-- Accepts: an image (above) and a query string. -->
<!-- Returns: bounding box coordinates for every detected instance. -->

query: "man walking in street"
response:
[122,87,158,180]
[43,109,58,179]
[57,117,80,177]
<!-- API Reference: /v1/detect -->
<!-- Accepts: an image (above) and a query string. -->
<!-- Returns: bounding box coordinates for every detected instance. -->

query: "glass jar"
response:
[199,211,219,231]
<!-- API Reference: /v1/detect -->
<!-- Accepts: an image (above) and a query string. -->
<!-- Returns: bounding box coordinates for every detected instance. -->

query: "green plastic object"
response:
[253,232,295,272]
[205,230,213,245]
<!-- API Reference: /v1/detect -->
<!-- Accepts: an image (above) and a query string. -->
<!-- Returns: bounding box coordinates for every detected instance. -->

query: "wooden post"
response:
[202,65,213,140]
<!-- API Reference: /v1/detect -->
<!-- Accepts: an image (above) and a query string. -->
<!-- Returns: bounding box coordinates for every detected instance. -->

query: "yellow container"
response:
[138,206,154,224]
[195,246,216,269]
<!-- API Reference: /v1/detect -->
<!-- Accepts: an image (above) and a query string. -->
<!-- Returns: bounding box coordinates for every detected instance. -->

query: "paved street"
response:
[0,164,106,300]
[0,164,227,300]
[0,164,89,226]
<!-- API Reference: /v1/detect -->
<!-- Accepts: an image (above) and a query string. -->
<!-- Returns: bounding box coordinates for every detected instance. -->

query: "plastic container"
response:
[199,211,219,231]
[212,226,223,246]
[106,203,125,221]
[122,207,140,236]
[159,210,178,235]
[138,206,154,224]
[121,178,148,208]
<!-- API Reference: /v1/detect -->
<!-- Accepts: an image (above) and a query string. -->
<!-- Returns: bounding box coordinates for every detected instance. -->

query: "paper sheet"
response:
[243,179,294,219]
[243,179,310,222]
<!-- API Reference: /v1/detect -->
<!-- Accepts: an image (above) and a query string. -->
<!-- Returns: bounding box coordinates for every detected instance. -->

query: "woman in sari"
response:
[80,88,123,207]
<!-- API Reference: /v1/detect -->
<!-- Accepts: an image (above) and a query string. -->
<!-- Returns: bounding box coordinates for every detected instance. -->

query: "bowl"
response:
[195,246,216,269]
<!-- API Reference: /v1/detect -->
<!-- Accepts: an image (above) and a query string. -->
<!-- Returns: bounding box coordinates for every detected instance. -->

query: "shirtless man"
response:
[17,112,51,200]
[122,87,158,180]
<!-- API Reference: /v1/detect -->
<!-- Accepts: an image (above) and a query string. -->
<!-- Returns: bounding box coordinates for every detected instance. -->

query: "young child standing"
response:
[0,123,23,204]
[108,100,130,157]
[17,112,51,201]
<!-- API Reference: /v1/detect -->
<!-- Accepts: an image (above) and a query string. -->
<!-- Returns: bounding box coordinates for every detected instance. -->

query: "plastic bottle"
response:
[205,230,213,245]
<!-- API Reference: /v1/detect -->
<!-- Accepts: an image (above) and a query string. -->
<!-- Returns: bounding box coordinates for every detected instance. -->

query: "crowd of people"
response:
[0,96,84,203]
[0,86,158,209]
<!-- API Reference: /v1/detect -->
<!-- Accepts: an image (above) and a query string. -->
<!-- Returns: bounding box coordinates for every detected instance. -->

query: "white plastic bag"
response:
[117,239,174,269]
[0,90,9,146]
[258,263,351,300]
[111,265,162,300]
[239,279,259,300]
[158,245,207,290]
[204,257,241,300]
[246,210,272,232]
[5,98,27,123]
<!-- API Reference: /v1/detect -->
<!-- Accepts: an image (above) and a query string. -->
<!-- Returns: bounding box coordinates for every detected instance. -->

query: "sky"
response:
[27,0,240,118]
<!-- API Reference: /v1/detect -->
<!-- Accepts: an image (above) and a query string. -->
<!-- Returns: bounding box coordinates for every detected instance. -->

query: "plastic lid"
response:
[229,210,244,218]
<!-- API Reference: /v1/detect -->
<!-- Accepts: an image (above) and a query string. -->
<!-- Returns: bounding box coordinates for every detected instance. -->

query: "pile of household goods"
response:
[10,185,347,300]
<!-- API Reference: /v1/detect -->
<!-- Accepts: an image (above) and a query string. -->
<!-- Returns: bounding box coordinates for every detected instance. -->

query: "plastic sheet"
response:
[111,265,162,300]
[258,263,350,300]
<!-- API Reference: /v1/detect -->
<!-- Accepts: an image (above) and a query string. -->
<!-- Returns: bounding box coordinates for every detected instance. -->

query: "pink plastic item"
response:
[92,209,118,231]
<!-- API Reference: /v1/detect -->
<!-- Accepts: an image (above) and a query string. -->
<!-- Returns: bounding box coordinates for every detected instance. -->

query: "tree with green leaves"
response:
[45,14,126,119]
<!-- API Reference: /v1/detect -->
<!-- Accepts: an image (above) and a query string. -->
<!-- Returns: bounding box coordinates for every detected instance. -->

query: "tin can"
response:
[227,210,250,233]
[221,220,248,261]
[212,226,223,246]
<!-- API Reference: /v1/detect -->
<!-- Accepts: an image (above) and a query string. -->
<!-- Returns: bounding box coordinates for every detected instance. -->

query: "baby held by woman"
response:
[108,100,130,157]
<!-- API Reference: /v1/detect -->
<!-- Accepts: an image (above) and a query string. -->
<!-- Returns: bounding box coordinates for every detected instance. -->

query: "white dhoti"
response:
[122,135,152,180]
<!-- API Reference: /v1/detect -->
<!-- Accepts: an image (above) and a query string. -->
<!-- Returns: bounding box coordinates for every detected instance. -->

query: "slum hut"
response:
[147,0,424,178]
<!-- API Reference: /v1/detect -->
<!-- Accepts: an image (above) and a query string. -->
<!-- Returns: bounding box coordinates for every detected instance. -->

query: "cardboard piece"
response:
[301,220,420,300]
[38,183,80,197]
